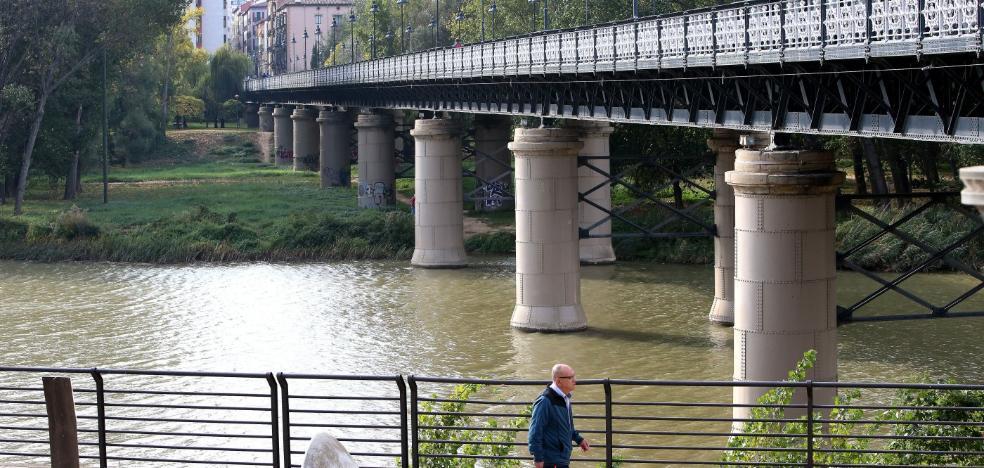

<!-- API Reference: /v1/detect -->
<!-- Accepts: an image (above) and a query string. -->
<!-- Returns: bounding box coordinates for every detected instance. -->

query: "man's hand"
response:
[535,462,544,468]
[579,439,590,452]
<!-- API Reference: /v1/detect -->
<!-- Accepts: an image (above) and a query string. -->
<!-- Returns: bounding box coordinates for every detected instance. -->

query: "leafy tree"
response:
[173,95,205,121]
[883,385,984,466]
[222,99,245,124]
[207,46,251,117]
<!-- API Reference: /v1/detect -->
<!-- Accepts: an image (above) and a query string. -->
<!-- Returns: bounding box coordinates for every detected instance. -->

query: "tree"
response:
[209,46,251,109]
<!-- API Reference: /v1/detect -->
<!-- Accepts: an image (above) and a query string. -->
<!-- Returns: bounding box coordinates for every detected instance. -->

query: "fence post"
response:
[43,377,80,468]
[276,373,291,468]
[89,369,107,468]
[396,376,410,468]
[266,373,281,468]
[409,375,419,467]
[604,379,613,467]
[806,380,814,468]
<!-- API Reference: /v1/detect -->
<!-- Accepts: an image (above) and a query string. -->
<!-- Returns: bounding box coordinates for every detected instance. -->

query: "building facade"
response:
[188,0,227,52]
[262,0,352,76]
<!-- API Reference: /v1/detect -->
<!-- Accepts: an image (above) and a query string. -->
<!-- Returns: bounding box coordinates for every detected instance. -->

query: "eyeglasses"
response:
[557,375,576,380]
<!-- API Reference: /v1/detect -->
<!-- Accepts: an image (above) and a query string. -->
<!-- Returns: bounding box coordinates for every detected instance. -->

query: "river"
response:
[1,258,983,466]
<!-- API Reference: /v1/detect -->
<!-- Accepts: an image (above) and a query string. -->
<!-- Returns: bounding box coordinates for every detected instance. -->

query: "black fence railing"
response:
[3,368,984,467]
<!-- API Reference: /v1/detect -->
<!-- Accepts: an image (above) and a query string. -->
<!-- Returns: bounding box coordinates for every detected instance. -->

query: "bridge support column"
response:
[410,118,467,268]
[726,136,844,421]
[257,106,274,163]
[244,104,259,128]
[707,129,740,325]
[292,106,319,171]
[272,105,293,167]
[317,109,352,187]
[473,115,513,211]
[509,127,586,332]
[355,111,396,208]
[574,121,616,265]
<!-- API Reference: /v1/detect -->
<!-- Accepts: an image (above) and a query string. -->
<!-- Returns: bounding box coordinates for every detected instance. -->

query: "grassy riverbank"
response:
[0,131,414,263]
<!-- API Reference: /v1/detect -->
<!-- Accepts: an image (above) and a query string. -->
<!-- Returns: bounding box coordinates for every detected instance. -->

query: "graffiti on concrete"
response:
[479,181,509,208]
[359,181,392,207]
[276,147,294,164]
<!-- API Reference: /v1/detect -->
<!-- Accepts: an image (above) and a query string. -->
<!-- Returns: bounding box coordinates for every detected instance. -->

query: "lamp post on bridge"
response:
[315,26,322,68]
[331,18,337,65]
[528,0,537,32]
[397,0,408,52]
[480,0,486,41]
[455,10,464,43]
[370,2,379,59]
[349,12,357,62]
[632,0,639,18]
[434,0,440,46]
[488,3,497,39]
[303,28,309,70]
[429,18,437,47]
[291,35,297,71]
[386,30,394,53]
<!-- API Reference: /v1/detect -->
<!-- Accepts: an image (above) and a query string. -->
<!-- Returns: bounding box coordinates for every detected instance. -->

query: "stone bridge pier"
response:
[244,104,260,128]
[355,111,396,208]
[574,121,616,265]
[292,106,319,171]
[317,109,352,188]
[257,105,274,163]
[473,115,513,211]
[272,105,294,167]
[410,118,467,268]
[726,135,844,420]
[509,126,586,332]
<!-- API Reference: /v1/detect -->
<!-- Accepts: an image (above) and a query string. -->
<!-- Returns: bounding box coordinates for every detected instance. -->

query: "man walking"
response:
[528,363,590,468]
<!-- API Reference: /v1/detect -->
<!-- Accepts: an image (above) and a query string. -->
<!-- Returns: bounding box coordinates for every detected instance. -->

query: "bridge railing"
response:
[3,367,984,466]
[246,0,981,92]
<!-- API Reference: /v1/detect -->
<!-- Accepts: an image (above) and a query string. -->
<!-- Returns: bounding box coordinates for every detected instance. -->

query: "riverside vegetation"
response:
[1,129,981,270]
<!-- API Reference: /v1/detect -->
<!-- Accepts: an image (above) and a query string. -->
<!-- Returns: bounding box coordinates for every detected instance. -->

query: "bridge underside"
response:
[245,56,984,144]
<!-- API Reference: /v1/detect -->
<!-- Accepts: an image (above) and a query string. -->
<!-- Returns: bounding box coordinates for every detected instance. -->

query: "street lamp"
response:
[428,18,437,48]
[455,10,464,43]
[315,26,322,68]
[397,0,408,52]
[488,3,497,39]
[385,30,394,54]
[370,2,379,59]
[349,12,357,62]
[543,0,549,30]
[331,18,338,65]
[632,0,639,18]
[303,28,309,70]
[480,0,486,41]
[291,35,297,71]
[528,0,537,32]
[434,0,440,47]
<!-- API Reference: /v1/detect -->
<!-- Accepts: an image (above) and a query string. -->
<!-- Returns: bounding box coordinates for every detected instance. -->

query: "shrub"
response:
[0,218,28,242]
[883,385,984,466]
[53,205,100,240]
[465,232,515,254]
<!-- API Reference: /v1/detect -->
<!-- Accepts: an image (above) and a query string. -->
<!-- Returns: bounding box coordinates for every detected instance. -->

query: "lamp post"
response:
[528,0,537,32]
[434,0,440,47]
[543,0,549,29]
[397,0,407,52]
[303,28,309,70]
[370,2,379,59]
[385,30,394,54]
[349,12,356,62]
[315,26,322,68]
[488,3,497,39]
[405,25,413,51]
[632,0,639,18]
[429,18,437,47]
[291,35,296,71]
[480,0,486,41]
[331,18,337,65]
[455,10,464,43]
[584,0,588,25]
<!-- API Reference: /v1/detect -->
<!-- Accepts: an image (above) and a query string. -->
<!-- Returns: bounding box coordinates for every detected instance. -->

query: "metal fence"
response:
[3,367,984,467]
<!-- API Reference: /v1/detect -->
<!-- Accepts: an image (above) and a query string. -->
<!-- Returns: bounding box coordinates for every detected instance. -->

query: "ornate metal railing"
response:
[246,0,981,91]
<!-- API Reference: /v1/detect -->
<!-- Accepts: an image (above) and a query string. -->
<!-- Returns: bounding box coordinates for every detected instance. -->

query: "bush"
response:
[883,385,984,466]
[53,205,100,240]
[465,231,514,254]
[0,218,28,242]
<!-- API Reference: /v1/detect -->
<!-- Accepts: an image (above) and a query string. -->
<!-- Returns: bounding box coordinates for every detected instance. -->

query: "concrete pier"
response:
[574,121,616,265]
[473,115,513,211]
[410,118,467,268]
[726,135,844,420]
[707,129,740,325]
[272,106,293,167]
[245,104,259,128]
[317,109,352,187]
[257,106,274,163]
[292,106,319,171]
[355,111,396,208]
[509,127,586,332]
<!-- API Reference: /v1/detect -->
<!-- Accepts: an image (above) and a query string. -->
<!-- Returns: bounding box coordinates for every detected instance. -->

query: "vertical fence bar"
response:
[276,373,291,468]
[806,380,814,468]
[89,369,107,468]
[409,376,419,467]
[604,379,613,467]
[266,373,281,468]
[396,376,409,468]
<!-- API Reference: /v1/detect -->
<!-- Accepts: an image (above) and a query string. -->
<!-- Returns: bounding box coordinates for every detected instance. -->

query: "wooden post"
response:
[43,377,80,468]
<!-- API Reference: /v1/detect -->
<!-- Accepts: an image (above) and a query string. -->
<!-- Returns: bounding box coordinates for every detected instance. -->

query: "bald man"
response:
[527,363,590,468]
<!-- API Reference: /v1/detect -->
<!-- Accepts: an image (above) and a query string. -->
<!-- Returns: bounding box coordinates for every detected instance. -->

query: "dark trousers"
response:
[545,465,568,468]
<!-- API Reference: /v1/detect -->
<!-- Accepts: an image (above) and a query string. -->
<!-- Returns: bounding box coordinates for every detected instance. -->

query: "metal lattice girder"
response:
[577,155,716,239]
[246,57,984,144]
[461,143,515,207]
[836,192,984,324]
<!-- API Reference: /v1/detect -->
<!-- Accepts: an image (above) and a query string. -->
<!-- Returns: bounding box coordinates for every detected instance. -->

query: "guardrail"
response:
[246,0,982,91]
[2,367,983,466]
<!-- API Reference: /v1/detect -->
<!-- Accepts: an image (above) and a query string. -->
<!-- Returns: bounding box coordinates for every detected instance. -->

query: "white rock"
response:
[302,433,359,468]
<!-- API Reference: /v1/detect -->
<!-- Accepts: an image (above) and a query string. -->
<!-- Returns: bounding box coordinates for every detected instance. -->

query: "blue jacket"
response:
[528,386,583,464]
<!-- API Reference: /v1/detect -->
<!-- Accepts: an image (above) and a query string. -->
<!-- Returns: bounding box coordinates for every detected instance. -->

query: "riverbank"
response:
[0,130,979,270]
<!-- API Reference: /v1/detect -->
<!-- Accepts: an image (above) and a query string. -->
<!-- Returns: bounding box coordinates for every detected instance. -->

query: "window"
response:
[315,14,322,25]
[332,14,343,26]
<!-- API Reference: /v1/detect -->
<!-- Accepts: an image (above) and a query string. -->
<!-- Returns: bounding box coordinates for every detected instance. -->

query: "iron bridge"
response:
[244,0,984,143]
